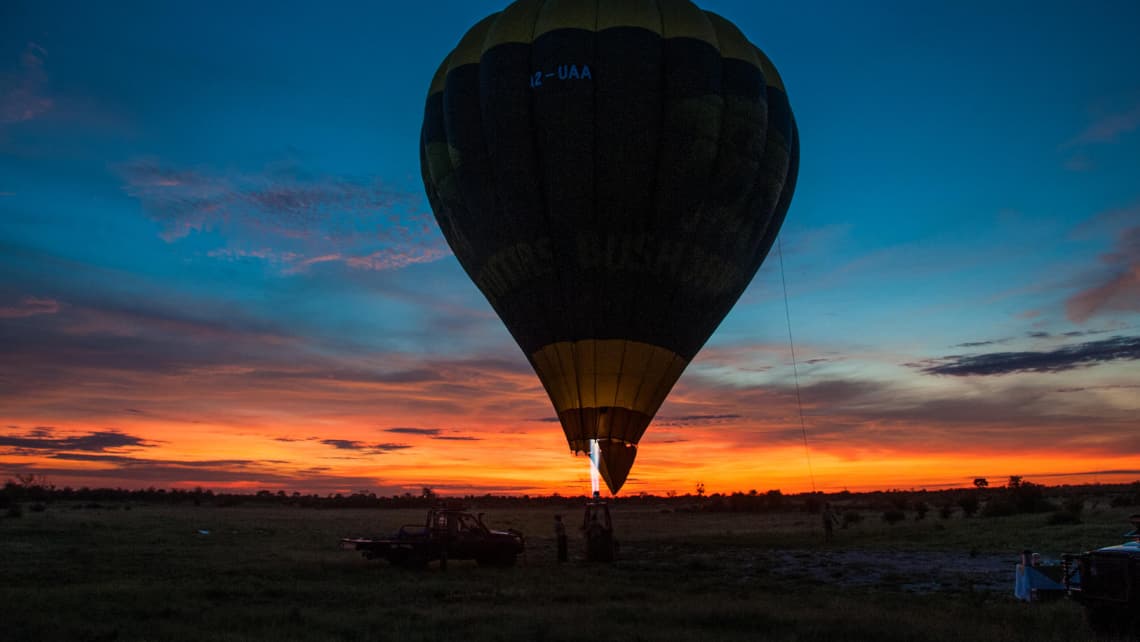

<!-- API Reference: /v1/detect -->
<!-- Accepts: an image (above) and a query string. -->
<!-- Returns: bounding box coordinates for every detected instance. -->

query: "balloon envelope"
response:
[421,0,798,493]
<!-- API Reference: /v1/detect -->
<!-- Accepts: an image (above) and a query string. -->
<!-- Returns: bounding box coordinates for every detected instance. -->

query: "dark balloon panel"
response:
[421,0,798,493]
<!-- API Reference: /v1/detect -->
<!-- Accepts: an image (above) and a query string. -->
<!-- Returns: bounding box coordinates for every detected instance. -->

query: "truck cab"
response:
[1063,514,1140,636]
[342,507,525,568]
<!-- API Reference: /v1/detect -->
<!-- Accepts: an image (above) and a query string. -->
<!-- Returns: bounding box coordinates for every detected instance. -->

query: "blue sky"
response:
[1,0,1138,494]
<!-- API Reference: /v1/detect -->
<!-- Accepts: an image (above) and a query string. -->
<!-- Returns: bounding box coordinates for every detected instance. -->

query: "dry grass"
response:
[1,499,1130,641]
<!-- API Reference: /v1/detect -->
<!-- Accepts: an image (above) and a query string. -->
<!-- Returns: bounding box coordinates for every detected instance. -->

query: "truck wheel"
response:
[477,554,516,568]
[387,550,428,569]
[1085,606,1124,637]
[386,550,408,568]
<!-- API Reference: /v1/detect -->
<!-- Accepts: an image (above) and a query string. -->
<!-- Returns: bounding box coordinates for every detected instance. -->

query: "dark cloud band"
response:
[919,335,1140,376]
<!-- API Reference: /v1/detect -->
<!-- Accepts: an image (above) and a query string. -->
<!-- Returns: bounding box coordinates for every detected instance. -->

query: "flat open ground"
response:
[2,501,1133,641]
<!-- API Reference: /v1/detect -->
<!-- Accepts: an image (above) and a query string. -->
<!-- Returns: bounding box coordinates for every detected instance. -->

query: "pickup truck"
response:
[1063,514,1140,636]
[341,507,525,569]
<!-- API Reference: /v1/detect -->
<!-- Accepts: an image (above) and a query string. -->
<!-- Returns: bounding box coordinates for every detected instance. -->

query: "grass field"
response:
[1,499,1134,641]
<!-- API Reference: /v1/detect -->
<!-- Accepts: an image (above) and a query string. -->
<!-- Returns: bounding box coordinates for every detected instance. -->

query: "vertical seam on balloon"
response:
[530,1,581,453]
[741,43,776,263]
[611,340,629,441]
[482,5,564,432]
[623,0,667,430]
[706,41,775,332]
[650,7,727,364]
[426,54,468,286]
[677,9,730,361]
[591,0,602,445]
[472,14,508,339]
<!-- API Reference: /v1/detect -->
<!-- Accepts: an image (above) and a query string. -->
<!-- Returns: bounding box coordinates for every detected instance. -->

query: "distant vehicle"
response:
[341,507,524,569]
[1063,514,1140,636]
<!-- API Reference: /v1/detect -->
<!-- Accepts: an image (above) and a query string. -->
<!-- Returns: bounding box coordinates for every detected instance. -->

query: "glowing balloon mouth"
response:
[589,439,600,497]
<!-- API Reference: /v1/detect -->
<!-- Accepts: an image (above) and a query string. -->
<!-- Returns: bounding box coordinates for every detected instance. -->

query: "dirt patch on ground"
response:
[761,549,1014,594]
[632,545,1016,595]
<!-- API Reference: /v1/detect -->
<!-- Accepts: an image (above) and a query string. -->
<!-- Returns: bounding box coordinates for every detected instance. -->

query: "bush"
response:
[1047,511,1082,525]
[1061,496,1084,516]
[5,504,22,518]
[842,511,863,528]
[914,501,929,520]
[1110,494,1137,507]
[882,509,906,525]
[981,499,1017,518]
[939,504,954,519]
[1010,482,1055,514]
[958,496,979,517]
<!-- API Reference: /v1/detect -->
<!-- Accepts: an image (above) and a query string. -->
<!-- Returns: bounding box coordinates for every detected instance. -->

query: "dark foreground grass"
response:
[2,502,1127,641]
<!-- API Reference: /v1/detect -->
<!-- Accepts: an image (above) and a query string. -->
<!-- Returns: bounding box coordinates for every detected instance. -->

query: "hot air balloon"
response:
[421,0,798,494]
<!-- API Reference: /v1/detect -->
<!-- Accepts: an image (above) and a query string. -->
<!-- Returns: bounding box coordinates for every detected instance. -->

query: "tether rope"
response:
[777,237,816,493]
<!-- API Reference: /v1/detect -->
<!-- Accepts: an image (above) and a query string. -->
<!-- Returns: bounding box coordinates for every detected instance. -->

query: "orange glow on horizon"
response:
[4,413,1137,497]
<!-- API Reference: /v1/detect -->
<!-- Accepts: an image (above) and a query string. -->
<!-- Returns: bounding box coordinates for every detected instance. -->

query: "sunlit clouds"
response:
[2,1,1139,495]
[116,158,450,272]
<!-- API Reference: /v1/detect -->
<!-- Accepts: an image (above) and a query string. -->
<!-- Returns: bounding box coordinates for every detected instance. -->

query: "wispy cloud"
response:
[0,296,59,318]
[1066,225,1140,322]
[654,414,742,427]
[0,428,153,453]
[319,439,411,454]
[952,338,1010,348]
[116,158,449,273]
[383,427,482,441]
[1065,102,1140,147]
[0,43,52,125]
[1063,153,1094,172]
[384,427,441,436]
[1,458,388,491]
[915,335,1140,376]
[668,359,1140,456]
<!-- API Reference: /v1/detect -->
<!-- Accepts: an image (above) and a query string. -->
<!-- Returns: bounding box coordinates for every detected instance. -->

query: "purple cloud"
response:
[916,335,1140,376]
[384,427,441,436]
[383,427,482,441]
[319,439,411,454]
[0,296,59,319]
[654,414,742,427]
[0,428,153,453]
[1066,225,1140,322]
[1066,102,1140,147]
[116,158,449,273]
[0,43,53,125]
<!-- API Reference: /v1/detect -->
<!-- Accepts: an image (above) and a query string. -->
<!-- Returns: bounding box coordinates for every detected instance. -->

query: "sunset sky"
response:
[2,0,1138,496]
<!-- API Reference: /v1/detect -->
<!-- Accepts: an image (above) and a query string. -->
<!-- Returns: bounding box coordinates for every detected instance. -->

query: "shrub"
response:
[958,495,979,517]
[842,511,863,528]
[1061,496,1084,516]
[882,509,906,525]
[1046,511,1081,525]
[981,499,1017,518]
[939,504,954,519]
[914,501,929,520]
[803,495,822,514]
[1010,481,1054,514]
[5,504,22,518]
